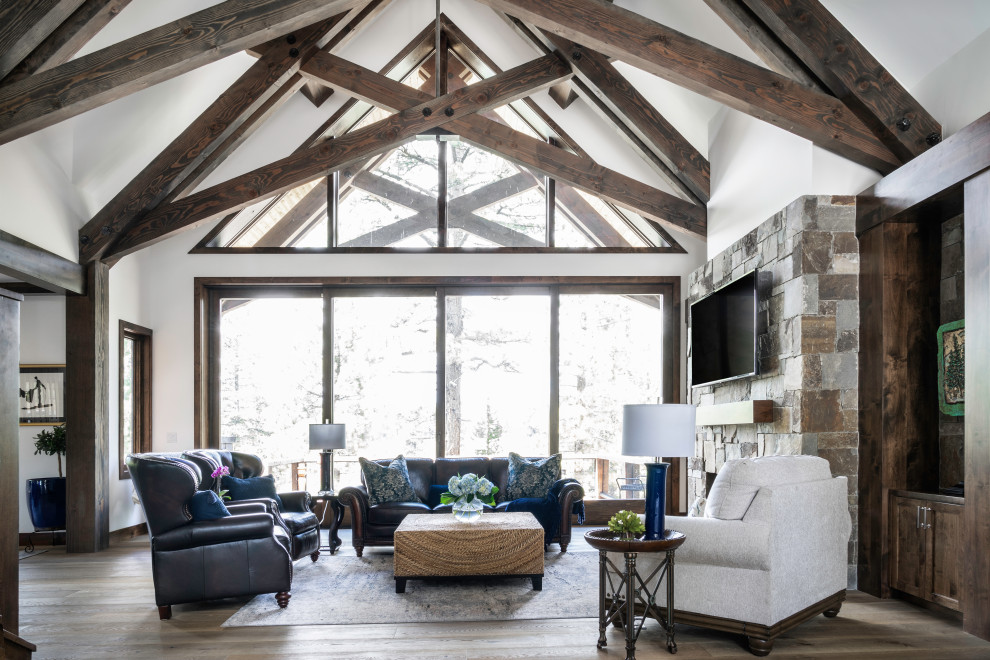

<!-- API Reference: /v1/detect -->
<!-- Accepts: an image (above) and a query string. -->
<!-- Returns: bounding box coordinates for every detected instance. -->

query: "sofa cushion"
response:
[706,455,833,520]
[506,453,561,500]
[222,474,283,510]
[280,510,318,535]
[188,490,231,521]
[367,501,432,525]
[360,455,423,506]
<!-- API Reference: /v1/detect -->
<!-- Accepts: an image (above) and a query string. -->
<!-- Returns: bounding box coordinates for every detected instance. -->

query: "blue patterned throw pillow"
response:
[222,474,284,510]
[506,452,561,500]
[359,455,422,506]
[189,490,231,521]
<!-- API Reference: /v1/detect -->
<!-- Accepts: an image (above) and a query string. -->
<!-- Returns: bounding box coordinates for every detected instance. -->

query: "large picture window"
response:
[198,278,678,498]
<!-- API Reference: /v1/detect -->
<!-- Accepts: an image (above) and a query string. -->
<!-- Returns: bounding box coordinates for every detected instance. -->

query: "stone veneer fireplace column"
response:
[687,195,859,584]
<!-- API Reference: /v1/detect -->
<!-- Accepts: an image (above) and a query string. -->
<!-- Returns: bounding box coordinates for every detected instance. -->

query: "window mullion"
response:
[436,288,446,458]
[550,286,559,455]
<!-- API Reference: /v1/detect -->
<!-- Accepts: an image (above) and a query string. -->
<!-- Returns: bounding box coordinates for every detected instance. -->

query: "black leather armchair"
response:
[126,453,293,620]
[183,450,320,562]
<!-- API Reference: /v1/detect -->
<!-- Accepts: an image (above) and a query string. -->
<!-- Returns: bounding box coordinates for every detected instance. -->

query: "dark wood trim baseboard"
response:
[17,525,144,548]
[109,523,147,544]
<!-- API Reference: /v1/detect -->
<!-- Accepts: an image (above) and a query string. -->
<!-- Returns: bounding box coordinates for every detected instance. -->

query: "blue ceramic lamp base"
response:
[643,462,669,540]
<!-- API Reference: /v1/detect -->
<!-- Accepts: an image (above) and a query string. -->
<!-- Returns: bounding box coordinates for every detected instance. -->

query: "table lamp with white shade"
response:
[621,404,697,540]
[309,422,346,495]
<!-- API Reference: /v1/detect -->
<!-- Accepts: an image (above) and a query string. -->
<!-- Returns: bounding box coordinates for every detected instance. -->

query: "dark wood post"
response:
[963,169,990,638]
[65,262,110,553]
[0,287,23,632]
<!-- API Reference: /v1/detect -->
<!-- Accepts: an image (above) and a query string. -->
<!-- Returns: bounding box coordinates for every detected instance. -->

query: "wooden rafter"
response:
[739,0,941,160]
[0,0,366,146]
[504,15,710,205]
[105,53,573,257]
[254,179,330,248]
[475,0,901,173]
[299,52,706,236]
[0,0,86,81]
[440,16,588,159]
[701,0,824,91]
[439,17,681,249]
[1,0,132,86]
[80,2,391,262]
[554,184,630,247]
[0,230,85,295]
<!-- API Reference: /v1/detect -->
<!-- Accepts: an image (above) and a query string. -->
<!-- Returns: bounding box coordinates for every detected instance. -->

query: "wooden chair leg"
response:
[310,549,320,562]
[158,605,172,620]
[823,602,842,618]
[276,591,291,608]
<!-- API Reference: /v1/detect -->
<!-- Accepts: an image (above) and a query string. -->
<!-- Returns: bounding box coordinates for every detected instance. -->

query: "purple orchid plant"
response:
[211,465,231,500]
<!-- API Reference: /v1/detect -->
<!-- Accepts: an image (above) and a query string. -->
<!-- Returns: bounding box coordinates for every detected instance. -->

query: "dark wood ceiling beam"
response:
[701,0,824,90]
[300,53,705,236]
[0,0,86,81]
[0,0,365,146]
[548,81,579,109]
[495,14,701,201]
[202,20,435,251]
[475,0,901,173]
[77,16,352,263]
[106,54,572,257]
[0,230,85,294]
[538,29,711,204]
[1,0,131,86]
[740,0,941,160]
[440,16,588,159]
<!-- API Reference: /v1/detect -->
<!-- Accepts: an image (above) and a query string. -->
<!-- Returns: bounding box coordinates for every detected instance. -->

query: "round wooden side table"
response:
[585,529,687,658]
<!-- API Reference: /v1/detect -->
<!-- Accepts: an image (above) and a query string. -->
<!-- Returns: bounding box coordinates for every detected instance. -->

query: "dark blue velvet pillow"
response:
[189,490,231,521]
[427,484,448,509]
[222,474,283,509]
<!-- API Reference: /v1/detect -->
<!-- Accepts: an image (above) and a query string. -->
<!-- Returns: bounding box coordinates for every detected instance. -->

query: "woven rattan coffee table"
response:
[393,512,544,593]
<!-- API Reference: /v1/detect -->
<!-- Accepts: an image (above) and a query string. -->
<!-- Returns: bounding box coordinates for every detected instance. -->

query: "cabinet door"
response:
[930,502,964,611]
[889,496,930,599]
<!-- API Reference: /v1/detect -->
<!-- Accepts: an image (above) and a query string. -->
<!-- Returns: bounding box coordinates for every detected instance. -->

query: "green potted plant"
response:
[607,509,646,540]
[27,424,67,531]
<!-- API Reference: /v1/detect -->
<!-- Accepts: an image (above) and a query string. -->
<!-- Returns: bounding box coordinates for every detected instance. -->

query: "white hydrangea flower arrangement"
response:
[442,473,498,521]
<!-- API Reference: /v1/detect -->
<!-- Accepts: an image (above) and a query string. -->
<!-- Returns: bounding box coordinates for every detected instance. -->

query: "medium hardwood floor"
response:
[17,530,990,659]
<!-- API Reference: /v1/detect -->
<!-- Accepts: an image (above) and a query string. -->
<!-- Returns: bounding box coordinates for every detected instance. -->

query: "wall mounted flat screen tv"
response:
[690,270,759,387]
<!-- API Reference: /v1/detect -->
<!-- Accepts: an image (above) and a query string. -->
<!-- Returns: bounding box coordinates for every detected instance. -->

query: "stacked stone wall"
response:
[687,195,859,585]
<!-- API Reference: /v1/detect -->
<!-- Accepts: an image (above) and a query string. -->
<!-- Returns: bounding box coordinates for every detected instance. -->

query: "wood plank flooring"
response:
[16,529,990,659]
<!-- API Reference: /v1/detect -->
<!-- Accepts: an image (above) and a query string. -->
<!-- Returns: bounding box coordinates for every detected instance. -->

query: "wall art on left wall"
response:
[19,364,66,425]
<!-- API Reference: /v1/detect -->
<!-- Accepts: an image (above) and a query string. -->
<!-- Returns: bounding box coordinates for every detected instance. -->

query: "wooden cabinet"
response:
[889,491,964,611]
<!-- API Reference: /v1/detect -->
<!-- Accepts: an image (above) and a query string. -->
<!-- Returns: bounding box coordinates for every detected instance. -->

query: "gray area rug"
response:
[223,550,599,627]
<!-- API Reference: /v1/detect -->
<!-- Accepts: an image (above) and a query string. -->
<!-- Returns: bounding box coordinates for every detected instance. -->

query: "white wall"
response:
[17,262,151,534]
[17,296,66,534]
[107,256,149,532]
[912,25,990,138]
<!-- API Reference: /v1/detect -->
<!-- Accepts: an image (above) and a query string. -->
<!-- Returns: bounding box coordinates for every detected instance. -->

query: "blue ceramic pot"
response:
[26,477,66,531]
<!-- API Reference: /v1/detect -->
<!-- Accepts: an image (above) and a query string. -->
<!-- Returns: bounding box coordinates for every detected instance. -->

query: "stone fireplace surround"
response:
[686,195,859,585]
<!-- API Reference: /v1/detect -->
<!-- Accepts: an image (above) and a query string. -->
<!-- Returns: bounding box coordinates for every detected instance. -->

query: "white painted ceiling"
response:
[5,0,990,250]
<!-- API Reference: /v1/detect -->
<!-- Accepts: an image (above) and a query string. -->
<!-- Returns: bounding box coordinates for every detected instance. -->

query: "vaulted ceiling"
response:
[1,0,989,279]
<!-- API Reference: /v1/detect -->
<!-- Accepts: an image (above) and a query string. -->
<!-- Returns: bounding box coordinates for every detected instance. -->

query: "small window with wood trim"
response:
[119,321,152,479]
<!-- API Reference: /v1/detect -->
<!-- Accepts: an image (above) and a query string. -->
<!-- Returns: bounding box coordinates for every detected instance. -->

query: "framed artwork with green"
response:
[937,319,964,416]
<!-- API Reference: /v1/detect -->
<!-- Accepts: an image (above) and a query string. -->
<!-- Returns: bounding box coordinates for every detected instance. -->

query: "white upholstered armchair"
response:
[619,455,851,656]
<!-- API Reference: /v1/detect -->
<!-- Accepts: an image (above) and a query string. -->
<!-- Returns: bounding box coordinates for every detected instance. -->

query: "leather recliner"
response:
[338,456,584,557]
[126,453,293,620]
[183,450,321,563]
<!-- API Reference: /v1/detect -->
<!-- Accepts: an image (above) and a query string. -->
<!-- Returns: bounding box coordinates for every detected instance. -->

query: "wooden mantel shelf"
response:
[695,400,773,426]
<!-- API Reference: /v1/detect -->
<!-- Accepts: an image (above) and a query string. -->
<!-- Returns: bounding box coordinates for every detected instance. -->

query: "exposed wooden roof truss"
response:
[0,0,942,265]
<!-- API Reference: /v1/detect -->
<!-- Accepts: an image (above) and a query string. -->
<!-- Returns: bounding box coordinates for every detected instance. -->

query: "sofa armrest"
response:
[338,485,370,535]
[153,513,276,551]
[226,502,268,516]
[277,490,312,513]
[664,515,770,570]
